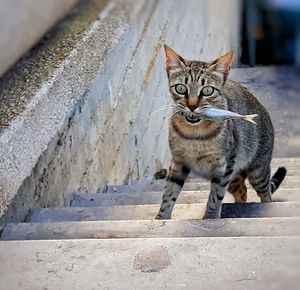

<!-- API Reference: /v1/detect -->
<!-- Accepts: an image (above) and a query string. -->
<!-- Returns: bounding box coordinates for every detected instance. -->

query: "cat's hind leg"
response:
[228,172,247,203]
[156,161,190,219]
[248,165,272,202]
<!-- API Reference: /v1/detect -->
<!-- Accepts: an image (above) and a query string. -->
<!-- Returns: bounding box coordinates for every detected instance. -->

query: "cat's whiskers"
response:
[170,112,180,119]
[150,105,176,117]
[176,103,186,110]
[170,107,184,118]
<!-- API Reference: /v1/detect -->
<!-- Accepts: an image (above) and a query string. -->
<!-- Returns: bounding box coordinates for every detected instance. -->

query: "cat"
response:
[156,45,287,219]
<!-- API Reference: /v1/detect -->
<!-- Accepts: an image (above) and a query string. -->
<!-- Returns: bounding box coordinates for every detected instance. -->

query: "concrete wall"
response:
[0,0,241,224]
[0,0,78,77]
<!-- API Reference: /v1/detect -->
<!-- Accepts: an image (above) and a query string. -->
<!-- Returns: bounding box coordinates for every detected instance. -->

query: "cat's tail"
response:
[270,167,287,193]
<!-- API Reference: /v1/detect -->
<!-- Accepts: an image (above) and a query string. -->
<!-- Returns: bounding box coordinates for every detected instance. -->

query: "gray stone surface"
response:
[0,0,109,131]
[1,158,298,288]
[72,161,300,206]
[1,217,299,240]
[101,173,299,193]
[0,237,298,290]
[0,0,79,76]
[29,201,300,222]
[0,0,241,224]
[71,187,300,207]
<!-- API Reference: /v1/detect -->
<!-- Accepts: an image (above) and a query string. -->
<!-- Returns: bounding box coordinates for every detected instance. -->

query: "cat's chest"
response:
[170,135,225,176]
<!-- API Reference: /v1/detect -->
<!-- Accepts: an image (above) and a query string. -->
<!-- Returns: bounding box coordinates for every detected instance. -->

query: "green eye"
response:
[201,86,214,96]
[174,84,187,95]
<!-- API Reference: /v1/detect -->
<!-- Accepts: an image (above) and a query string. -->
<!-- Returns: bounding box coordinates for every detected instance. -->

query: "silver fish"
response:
[199,107,258,125]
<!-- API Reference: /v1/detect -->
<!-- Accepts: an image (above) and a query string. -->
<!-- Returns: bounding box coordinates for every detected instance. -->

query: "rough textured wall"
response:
[0,0,79,76]
[0,0,241,223]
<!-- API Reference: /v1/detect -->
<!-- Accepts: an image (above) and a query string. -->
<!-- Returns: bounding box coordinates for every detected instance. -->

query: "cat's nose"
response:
[187,104,198,112]
[187,98,199,112]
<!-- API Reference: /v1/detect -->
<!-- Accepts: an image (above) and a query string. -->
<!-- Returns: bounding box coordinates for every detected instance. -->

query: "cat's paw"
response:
[260,196,272,203]
[203,212,220,219]
[155,213,171,220]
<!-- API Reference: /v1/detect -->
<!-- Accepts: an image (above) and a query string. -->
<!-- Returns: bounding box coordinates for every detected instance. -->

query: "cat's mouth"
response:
[184,115,202,124]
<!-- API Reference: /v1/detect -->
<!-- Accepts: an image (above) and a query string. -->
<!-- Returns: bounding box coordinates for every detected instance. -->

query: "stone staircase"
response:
[0,157,299,289]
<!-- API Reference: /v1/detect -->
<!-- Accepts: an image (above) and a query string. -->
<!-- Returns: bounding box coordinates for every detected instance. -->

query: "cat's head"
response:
[164,45,234,124]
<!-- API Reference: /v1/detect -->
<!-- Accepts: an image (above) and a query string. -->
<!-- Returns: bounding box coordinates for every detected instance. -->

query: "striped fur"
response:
[270,167,287,193]
[156,46,287,219]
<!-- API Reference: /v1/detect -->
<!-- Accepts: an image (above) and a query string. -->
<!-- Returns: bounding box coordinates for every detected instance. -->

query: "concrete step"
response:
[269,157,300,168]
[0,237,298,290]
[270,157,300,164]
[186,168,300,180]
[29,202,300,222]
[104,175,299,193]
[2,217,299,240]
[71,187,299,207]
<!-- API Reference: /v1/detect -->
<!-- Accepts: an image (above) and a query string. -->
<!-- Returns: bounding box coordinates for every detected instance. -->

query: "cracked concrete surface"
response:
[0,237,299,290]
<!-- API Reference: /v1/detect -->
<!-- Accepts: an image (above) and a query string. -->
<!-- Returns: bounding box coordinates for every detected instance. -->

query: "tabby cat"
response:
[156,45,287,219]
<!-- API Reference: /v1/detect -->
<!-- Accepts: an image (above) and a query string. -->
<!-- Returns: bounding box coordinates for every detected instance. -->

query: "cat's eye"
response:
[201,86,215,96]
[174,84,187,95]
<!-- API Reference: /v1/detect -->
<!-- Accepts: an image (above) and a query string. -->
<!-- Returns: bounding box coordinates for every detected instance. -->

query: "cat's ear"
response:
[164,45,185,72]
[208,51,234,79]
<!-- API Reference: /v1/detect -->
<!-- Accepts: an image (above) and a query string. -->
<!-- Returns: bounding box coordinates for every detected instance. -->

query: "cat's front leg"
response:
[156,161,190,219]
[203,156,234,219]
[203,180,226,219]
[203,176,229,219]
